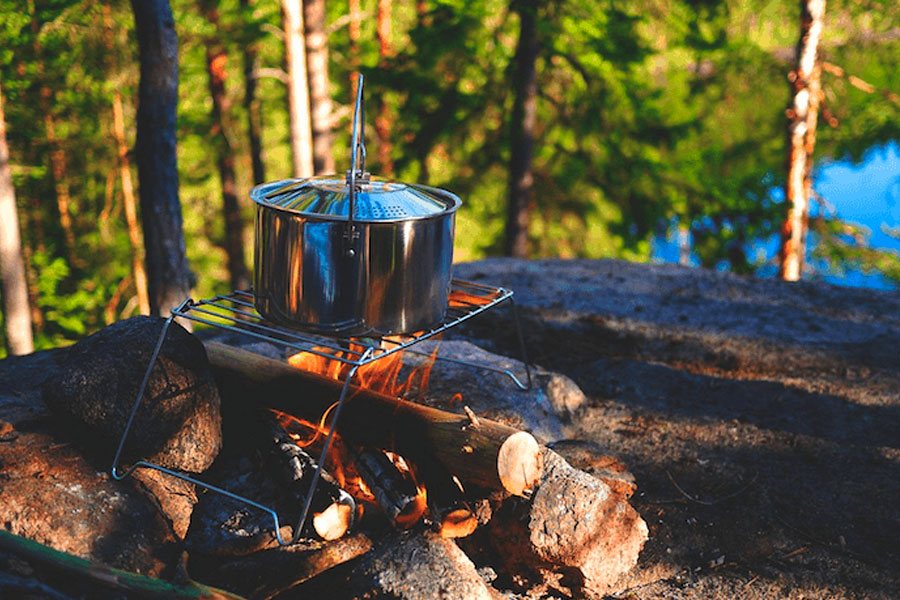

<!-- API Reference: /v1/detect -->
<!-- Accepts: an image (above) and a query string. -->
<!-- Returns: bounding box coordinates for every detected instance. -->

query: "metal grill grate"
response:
[171,279,514,367]
[112,278,531,546]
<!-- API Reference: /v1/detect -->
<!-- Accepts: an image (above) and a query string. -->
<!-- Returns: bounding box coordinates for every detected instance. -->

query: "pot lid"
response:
[251,175,460,221]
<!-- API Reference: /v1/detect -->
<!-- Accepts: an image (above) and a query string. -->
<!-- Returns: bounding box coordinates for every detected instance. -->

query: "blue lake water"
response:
[653,141,900,290]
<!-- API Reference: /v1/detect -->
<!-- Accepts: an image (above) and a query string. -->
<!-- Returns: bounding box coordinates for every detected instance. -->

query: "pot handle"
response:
[345,74,367,257]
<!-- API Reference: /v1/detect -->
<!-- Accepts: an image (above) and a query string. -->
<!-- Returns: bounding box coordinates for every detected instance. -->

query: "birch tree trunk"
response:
[241,0,266,185]
[103,2,150,316]
[304,0,334,175]
[204,4,250,291]
[505,0,539,258]
[282,0,314,178]
[0,79,34,355]
[130,0,193,317]
[779,0,826,281]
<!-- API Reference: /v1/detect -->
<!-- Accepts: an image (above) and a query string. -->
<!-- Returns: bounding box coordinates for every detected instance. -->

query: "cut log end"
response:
[438,508,478,539]
[313,501,354,541]
[497,431,542,496]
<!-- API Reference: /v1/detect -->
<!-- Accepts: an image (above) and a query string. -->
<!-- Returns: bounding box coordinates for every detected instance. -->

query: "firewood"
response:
[268,418,356,541]
[204,341,543,497]
[0,529,240,600]
[354,448,425,528]
[417,453,478,539]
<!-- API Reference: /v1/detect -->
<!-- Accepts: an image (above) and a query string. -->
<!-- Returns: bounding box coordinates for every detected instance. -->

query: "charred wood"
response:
[268,418,356,541]
[204,341,543,498]
[355,448,424,529]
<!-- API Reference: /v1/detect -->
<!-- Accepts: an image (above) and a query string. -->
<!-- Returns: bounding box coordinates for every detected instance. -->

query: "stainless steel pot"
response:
[251,75,461,336]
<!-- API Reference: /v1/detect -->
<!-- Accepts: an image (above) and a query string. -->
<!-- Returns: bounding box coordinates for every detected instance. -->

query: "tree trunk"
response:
[504,0,539,258]
[0,79,34,355]
[31,18,76,262]
[349,0,360,57]
[130,0,193,317]
[282,0,314,177]
[103,2,150,316]
[304,0,334,175]
[779,0,826,281]
[241,0,266,185]
[204,4,250,292]
[375,0,394,175]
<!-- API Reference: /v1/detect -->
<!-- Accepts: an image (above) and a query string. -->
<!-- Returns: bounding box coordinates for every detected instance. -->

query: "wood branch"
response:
[192,533,373,600]
[0,530,241,600]
[355,448,424,528]
[822,61,900,107]
[204,341,543,497]
[253,67,290,83]
[268,418,356,541]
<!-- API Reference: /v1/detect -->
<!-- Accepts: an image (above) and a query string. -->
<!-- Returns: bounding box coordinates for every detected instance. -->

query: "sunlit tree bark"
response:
[349,0,360,58]
[103,2,150,316]
[242,0,266,185]
[779,0,826,281]
[304,0,334,175]
[0,79,34,355]
[204,2,250,291]
[282,0,314,177]
[375,0,394,175]
[130,0,193,316]
[505,0,538,258]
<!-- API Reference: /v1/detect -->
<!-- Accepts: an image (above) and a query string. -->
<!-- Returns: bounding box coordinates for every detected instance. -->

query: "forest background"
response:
[0,0,899,355]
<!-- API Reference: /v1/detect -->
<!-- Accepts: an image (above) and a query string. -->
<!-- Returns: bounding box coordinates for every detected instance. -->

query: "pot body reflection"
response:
[253,201,456,336]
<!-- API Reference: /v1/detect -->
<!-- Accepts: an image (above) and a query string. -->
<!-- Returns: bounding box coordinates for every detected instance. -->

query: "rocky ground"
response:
[1,257,897,599]
[451,258,900,600]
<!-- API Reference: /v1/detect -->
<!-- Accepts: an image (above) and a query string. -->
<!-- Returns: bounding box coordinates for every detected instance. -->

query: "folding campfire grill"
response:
[110,278,532,546]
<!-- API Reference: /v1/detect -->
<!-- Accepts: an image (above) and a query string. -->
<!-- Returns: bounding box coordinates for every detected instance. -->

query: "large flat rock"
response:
[453,259,900,598]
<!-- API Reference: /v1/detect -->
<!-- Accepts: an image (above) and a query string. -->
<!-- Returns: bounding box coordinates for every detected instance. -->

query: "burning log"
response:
[204,341,543,497]
[268,418,356,541]
[354,448,426,529]
[417,453,478,539]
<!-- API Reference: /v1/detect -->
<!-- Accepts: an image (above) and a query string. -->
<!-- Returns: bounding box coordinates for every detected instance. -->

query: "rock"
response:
[548,439,637,499]
[316,529,495,600]
[0,347,181,577]
[401,340,588,443]
[132,468,197,540]
[489,449,648,599]
[42,316,222,473]
[0,428,182,577]
[454,258,900,387]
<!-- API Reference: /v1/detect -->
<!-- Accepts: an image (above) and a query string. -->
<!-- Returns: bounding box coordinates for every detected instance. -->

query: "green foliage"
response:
[1,0,899,355]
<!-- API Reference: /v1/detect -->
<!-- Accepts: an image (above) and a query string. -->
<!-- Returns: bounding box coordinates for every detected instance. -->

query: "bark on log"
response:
[355,448,424,528]
[203,341,542,497]
[268,418,356,540]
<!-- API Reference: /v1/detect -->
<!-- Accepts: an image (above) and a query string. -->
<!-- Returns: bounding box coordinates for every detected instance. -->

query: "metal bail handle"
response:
[345,73,368,257]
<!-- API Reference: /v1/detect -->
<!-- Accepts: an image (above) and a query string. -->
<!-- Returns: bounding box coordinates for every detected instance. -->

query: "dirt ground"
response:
[452,258,900,600]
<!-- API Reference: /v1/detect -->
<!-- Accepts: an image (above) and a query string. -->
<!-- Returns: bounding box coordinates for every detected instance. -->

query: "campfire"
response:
[0,298,648,599]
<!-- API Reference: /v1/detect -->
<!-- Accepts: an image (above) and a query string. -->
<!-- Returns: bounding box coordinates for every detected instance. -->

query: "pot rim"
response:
[250,177,462,224]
